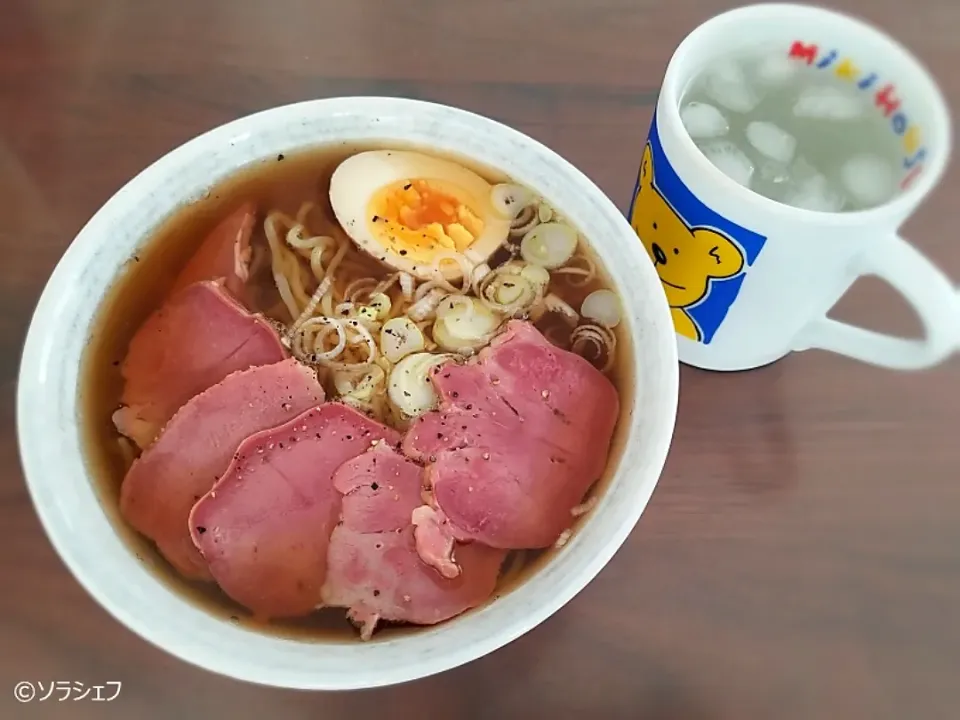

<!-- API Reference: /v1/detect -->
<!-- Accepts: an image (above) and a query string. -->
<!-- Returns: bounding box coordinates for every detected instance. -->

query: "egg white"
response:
[329,150,511,280]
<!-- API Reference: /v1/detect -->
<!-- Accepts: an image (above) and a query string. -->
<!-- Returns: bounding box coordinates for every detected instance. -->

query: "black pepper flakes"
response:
[277,153,285,161]
[398,249,407,256]
[371,482,379,490]
[196,526,207,534]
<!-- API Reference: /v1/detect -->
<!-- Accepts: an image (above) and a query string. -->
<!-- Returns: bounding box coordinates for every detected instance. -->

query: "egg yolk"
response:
[367,179,485,263]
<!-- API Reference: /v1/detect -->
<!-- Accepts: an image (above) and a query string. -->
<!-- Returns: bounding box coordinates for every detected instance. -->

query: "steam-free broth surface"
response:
[80,143,634,641]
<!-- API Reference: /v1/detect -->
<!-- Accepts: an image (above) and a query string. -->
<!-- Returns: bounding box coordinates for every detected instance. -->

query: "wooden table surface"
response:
[2,0,958,718]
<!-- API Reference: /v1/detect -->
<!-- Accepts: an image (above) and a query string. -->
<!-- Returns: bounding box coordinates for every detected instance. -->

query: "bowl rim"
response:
[16,96,679,690]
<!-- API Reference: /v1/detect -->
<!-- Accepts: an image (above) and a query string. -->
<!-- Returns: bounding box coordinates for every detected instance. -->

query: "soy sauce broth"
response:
[79,142,636,642]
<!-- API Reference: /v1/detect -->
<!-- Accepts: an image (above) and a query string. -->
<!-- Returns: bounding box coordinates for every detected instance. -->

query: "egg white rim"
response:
[328,149,511,279]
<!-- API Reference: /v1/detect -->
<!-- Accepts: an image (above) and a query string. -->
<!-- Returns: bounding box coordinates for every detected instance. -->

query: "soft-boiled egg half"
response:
[329,150,511,281]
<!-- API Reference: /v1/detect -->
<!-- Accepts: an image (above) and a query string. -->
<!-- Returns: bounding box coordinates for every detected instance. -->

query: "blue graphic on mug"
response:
[628,112,767,344]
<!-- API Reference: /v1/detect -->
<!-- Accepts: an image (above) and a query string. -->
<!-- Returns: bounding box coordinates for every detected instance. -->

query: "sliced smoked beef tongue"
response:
[404,320,619,577]
[170,202,256,304]
[112,279,286,449]
[188,403,400,620]
[119,358,325,580]
[110,316,615,633]
[322,442,506,640]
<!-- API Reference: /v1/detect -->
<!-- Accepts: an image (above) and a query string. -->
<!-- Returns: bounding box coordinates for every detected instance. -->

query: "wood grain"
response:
[2,0,958,718]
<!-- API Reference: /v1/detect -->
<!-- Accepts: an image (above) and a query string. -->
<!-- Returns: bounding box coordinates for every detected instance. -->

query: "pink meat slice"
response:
[322,443,506,639]
[189,404,400,619]
[119,359,324,580]
[113,280,286,449]
[171,202,256,304]
[403,320,619,574]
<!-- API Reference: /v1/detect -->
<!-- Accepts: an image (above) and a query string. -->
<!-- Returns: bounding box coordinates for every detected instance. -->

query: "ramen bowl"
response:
[17,97,678,689]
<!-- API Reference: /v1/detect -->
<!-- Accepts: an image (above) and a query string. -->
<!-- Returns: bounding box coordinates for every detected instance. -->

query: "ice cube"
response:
[761,155,816,199]
[757,155,814,201]
[699,140,755,188]
[680,102,729,139]
[704,61,760,114]
[793,85,862,120]
[840,154,897,207]
[754,53,799,85]
[788,156,820,184]
[781,171,846,212]
[746,121,797,164]
[758,161,791,185]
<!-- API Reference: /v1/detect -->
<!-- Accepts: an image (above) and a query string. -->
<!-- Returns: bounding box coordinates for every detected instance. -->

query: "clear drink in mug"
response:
[679,43,914,212]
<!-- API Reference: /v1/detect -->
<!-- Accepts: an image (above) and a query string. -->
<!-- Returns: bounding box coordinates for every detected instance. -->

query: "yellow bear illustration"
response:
[630,143,745,341]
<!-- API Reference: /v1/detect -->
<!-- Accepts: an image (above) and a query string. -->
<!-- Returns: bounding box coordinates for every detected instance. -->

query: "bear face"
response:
[631,144,744,309]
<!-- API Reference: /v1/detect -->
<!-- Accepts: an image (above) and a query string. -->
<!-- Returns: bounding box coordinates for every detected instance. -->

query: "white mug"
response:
[17,97,678,689]
[629,3,958,372]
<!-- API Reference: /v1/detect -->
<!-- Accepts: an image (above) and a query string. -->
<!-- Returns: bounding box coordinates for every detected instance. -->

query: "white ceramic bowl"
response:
[17,97,678,690]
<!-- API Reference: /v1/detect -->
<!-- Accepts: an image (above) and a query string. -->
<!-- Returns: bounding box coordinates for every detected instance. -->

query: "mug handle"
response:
[794,233,958,370]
